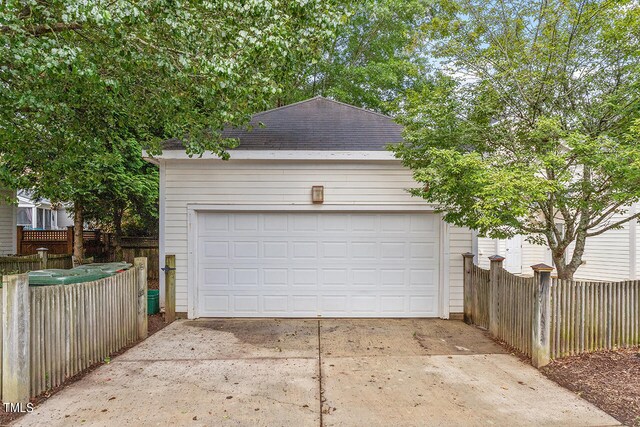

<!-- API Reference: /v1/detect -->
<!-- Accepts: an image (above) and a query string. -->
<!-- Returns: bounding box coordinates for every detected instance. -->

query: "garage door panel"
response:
[263,295,288,312]
[321,268,348,285]
[202,215,230,232]
[263,214,288,231]
[320,214,350,232]
[410,242,437,260]
[233,241,259,258]
[351,215,377,231]
[196,212,440,317]
[233,215,259,231]
[380,242,406,259]
[292,241,318,258]
[321,242,348,258]
[261,242,286,259]
[352,242,378,259]
[351,269,377,286]
[410,269,438,286]
[293,295,318,313]
[292,215,318,231]
[263,269,288,286]
[202,268,229,286]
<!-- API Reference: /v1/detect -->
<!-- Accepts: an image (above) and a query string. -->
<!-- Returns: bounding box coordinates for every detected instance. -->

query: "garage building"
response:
[144,97,472,319]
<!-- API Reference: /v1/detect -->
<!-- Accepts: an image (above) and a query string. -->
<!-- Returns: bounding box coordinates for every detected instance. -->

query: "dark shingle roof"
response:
[162,97,403,151]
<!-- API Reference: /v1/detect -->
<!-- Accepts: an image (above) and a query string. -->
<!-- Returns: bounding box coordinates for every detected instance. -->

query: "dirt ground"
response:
[541,347,640,427]
[0,311,170,426]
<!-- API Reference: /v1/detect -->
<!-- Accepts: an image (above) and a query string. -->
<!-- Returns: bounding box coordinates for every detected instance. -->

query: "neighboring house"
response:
[17,190,73,230]
[476,204,640,281]
[0,188,17,256]
[55,204,75,228]
[144,97,473,319]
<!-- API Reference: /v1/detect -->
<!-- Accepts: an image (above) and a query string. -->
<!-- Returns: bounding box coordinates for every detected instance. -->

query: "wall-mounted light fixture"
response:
[312,186,324,204]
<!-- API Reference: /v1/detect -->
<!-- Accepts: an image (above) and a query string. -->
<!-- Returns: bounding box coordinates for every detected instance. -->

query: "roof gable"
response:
[163,97,403,151]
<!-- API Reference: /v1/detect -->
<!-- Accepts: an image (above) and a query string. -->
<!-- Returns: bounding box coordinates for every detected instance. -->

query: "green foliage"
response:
[393,0,640,277]
[281,0,433,114]
[81,138,159,237]
[0,1,342,240]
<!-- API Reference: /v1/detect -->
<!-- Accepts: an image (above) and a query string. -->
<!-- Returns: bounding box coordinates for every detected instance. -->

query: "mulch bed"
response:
[0,309,170,426]
[541,347,640,427]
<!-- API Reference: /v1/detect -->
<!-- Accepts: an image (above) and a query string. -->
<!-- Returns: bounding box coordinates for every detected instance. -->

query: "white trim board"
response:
[439,215,451,319]
[630,204,637,280]
[186,204,448,319]
[144,150,398,162]
[185,203,438,213]
[159,160,167,308]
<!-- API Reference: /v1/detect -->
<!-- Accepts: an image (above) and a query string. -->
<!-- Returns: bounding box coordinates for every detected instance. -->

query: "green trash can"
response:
[147,289,160,315]
[29,269,111,286]
[72,262,133,276]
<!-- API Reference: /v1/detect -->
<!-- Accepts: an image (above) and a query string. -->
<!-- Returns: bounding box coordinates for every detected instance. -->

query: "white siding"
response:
[477,236,548,275]
[476,205,638,281]
[573,211,632,281]
[448,224,471,314]
[477,237,496,269]
[635,203,640,280]
[56,206,74,228]
[0,189,17,255]
[163,159,472,315]
[521,241,548,274]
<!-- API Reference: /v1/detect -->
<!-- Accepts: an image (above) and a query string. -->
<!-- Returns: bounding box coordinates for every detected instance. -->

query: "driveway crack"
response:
[317,319,323,427]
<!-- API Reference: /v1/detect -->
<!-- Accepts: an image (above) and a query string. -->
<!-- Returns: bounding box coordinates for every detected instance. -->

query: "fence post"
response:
[16,226,24,255]
[531,263,553,368]
[66,226,74,255]
[462,252,475,324]
[37,247,49,269]
[488,255,505,336]
[135,257,148,340]
[2,273,30,405]
[165,255,176,323]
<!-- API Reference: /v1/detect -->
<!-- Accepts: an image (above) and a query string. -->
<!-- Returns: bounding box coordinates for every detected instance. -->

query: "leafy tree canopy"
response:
[393,0,640,278]
[0,0,342,255]
[279,0,434,114]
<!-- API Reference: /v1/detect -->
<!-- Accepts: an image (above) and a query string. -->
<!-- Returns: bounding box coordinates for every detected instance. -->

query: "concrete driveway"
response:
[14,319,619,427]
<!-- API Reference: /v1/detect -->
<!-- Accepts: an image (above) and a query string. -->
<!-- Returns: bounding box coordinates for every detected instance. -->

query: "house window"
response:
[35,208,54,229]
[17,207,32,227]
[36,208,44,229]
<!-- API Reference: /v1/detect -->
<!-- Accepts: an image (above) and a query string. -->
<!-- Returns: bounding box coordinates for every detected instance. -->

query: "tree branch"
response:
[586,211,640,237]
[586,200,626,230]
[0,22,83,36]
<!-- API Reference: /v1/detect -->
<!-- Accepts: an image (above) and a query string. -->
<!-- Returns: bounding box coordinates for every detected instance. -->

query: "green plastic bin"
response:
[147,289,160,315]
[29,269,111,286]
[72,262,132,276]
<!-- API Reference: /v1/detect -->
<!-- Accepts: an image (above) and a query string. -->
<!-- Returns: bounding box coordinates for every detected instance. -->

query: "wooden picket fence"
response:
[496,270,535,358]
[120,238,159,280]
[469,265,490,329]
[463,253,640,367]
[0,255,42,275]
[0,253,73,275]
[0,258,149,404]
[551,279,640,359]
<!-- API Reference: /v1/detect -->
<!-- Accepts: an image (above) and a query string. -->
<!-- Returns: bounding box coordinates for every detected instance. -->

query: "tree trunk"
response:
[553,254,575,280]
[552,243,583,280]
[113,207,124,261]
[73,201,84,263]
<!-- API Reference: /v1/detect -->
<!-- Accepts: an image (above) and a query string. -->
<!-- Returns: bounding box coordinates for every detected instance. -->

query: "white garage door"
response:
[196,212,440,318]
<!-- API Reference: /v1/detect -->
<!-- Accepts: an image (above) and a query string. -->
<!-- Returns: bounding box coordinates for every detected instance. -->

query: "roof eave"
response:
[143,149,399,162]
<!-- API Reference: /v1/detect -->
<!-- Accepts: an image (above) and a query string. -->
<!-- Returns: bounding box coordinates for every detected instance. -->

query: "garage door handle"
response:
[161,266,176,272]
